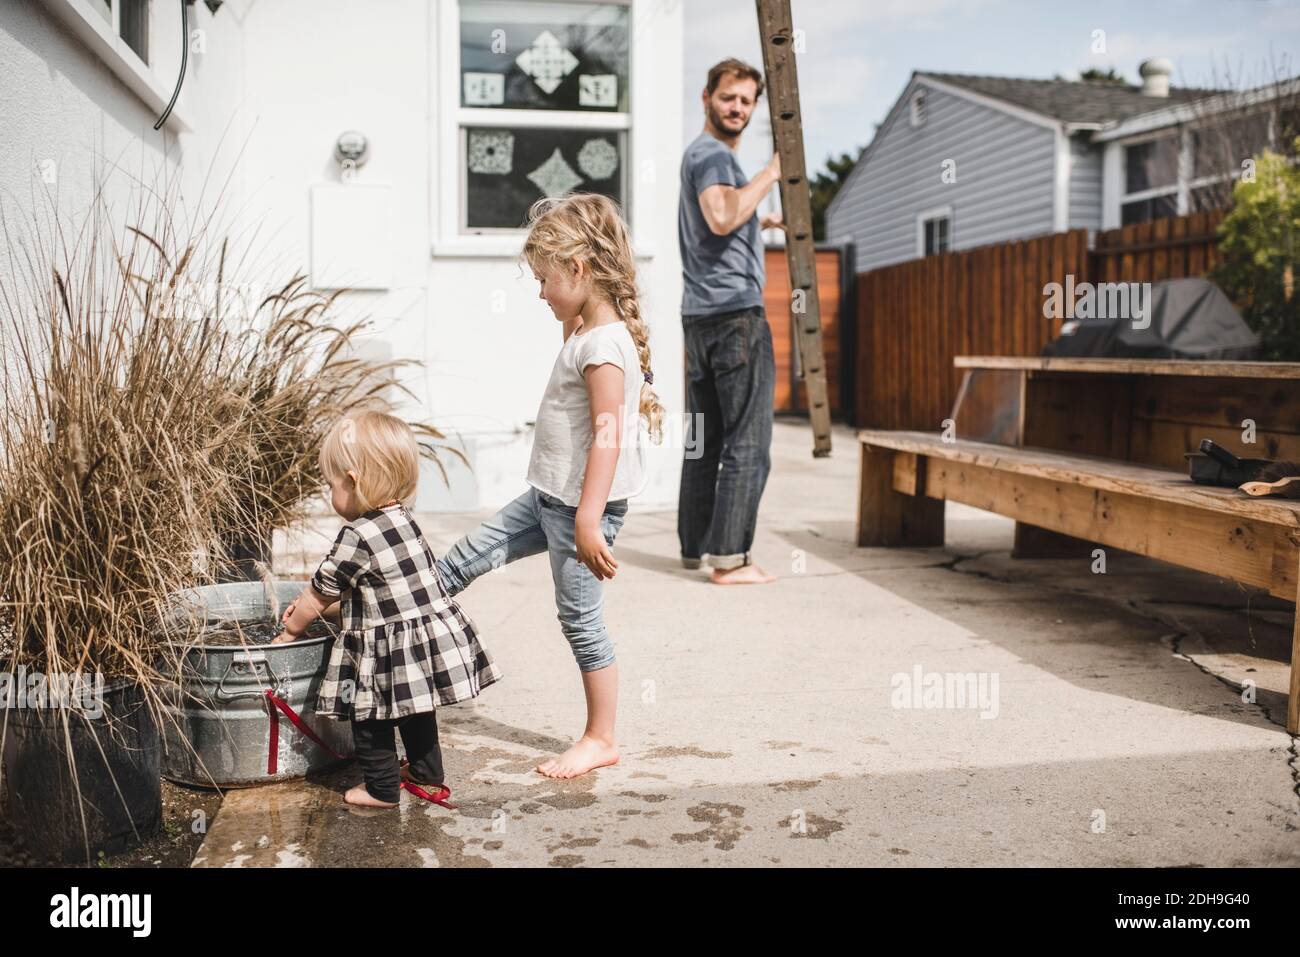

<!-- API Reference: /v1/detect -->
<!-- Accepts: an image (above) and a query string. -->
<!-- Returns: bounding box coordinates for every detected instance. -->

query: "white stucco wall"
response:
[0,0,685,513]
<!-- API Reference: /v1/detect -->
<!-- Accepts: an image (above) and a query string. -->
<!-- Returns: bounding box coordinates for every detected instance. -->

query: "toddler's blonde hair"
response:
[319,410,419,510]
[521,192,666,444]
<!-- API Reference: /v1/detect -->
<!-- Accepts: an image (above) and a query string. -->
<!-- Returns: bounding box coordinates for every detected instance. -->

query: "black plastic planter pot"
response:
[1,677,162,864]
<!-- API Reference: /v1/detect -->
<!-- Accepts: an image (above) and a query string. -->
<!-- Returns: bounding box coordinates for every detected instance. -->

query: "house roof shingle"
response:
[920,71,1222,126]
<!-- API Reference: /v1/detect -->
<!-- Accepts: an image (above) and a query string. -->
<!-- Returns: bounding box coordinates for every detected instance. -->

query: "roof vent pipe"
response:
[1139,57,1173,97]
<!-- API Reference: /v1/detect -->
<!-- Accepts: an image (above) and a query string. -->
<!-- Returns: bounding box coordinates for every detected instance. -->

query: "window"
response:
[465,126,623,228]
[1121,193,1178,225]
[917,207,951,257]
[457,1,630,233]
[1119,135,1179,225]
[84,0,150,64]
[910,90,927,128]
[460,1,628,111]
[44,0,189,129]
[1124,136,1178,193]
[1191,112,1272,180]
[119,0,149,64]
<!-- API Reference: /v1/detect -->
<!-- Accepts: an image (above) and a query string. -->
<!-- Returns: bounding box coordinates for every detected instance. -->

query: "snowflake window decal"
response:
[577,138,618,181]
[468,130,514,175]
[515,30,579,95]
[527,148,583,197]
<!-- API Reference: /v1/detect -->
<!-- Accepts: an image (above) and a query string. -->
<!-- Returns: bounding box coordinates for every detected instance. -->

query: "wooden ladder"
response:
[756,0,833,458]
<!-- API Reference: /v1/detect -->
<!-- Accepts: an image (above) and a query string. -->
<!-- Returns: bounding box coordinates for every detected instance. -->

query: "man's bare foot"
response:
[344,784,398,808]
[536,735,619,779]
[710,563,776,585]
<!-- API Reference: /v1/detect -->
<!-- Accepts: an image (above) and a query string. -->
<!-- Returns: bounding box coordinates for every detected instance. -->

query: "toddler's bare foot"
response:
[710,563,776,585]
[536,735,619,779]
[344,784,398,808]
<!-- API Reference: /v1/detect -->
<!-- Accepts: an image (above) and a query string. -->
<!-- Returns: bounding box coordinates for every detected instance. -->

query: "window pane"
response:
[465,126,624,229]
[120,0,149,64]
[922,216,949,256]
[1125,137,1178,193]
[1120,193,1178,226]
[460,1,629,112]
[1280,107,1300,152]
[1190,183,1230,213]
[1192,112,1272,179]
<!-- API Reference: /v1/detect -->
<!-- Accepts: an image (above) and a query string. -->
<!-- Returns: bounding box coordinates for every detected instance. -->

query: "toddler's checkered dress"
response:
[312,501,500,721]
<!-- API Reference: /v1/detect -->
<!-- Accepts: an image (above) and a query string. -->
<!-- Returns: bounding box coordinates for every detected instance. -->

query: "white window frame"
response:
[1113,129,1182,226]
[43,0,193,132]
[431,0,652,259]
[1109,112,1280,226]
[916,205,952,257]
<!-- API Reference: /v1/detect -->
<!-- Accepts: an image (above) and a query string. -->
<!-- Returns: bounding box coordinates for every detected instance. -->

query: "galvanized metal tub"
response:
[161,580,353,787]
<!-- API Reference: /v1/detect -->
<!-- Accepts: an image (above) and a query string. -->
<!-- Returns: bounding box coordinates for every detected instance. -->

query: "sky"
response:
[682,0,1300,185]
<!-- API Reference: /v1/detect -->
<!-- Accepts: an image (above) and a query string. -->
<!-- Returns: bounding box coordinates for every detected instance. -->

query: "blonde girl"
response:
[434,192,664,779]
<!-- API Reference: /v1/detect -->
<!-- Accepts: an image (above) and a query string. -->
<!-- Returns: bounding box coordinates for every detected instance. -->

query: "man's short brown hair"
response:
[706,58,764,98]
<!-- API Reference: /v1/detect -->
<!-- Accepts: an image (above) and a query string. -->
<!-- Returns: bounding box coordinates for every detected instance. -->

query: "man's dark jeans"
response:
[677,305,775,571]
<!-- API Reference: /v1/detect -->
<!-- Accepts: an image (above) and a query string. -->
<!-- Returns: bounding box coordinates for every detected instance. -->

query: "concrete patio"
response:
[194,420,1300,867]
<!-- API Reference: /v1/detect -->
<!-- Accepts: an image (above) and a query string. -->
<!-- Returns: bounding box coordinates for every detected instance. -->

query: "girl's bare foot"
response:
[710,563,775,585]
[536,735,619,779]
[344,784,398,808]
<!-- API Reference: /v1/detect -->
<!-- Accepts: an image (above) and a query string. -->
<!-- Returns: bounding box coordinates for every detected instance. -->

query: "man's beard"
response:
[707,103,750,140]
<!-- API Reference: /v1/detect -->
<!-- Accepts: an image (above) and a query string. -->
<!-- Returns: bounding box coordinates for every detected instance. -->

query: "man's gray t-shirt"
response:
[678,132,766,318]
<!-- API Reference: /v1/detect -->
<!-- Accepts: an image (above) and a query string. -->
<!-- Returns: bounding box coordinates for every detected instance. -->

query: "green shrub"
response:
[1210,142,1300,360]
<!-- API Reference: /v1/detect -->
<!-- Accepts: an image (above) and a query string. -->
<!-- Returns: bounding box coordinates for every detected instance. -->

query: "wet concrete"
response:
[194,421,1300,867]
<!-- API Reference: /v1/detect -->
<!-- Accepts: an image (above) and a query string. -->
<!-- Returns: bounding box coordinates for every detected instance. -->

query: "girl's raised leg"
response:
[435,488,548,595]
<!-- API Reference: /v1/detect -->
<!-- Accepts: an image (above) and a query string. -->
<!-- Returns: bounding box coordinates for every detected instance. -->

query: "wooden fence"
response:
[856,229,1090,430]
[763,245,851,417]
[854,211,1228,430]
[1091,210,1226,284]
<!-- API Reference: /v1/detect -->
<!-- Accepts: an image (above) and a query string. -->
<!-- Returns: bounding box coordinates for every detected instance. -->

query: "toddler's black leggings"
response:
[351,710,444,804]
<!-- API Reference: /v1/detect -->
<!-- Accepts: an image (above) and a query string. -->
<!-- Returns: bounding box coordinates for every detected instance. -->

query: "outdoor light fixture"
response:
[334,131,370,178]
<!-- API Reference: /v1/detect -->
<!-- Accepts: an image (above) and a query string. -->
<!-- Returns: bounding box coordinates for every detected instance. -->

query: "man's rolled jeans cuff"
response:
[681,555,704,570]
[706,551,748,571]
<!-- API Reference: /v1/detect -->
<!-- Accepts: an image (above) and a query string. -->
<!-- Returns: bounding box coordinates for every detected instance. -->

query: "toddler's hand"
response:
[271,629,299,645]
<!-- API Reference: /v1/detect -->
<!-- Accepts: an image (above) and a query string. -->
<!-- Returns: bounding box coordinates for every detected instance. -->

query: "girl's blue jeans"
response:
[434,486,629,672]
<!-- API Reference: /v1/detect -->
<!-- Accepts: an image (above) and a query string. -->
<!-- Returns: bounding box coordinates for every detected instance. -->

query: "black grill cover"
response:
[1043,277,1259,359]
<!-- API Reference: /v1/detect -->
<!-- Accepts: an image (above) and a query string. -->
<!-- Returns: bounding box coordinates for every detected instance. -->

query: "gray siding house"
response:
[826,63,1285,275]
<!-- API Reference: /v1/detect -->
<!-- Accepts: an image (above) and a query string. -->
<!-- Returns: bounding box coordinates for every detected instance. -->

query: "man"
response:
[677,58,782,586]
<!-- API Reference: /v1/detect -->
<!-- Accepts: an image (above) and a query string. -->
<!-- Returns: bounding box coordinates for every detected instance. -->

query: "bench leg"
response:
[1291,573,1300,734]
[857,445,944,547]
[1012,522,1095,559]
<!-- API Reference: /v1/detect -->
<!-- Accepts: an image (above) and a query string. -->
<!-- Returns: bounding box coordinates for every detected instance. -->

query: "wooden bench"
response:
[951,356,1300,558]
[856,429,1300,733]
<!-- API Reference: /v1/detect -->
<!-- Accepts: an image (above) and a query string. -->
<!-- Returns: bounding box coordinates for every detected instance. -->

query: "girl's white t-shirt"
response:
[526,320,649,507]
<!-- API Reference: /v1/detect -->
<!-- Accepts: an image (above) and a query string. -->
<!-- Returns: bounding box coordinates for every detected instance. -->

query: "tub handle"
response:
[217,650,287,702]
